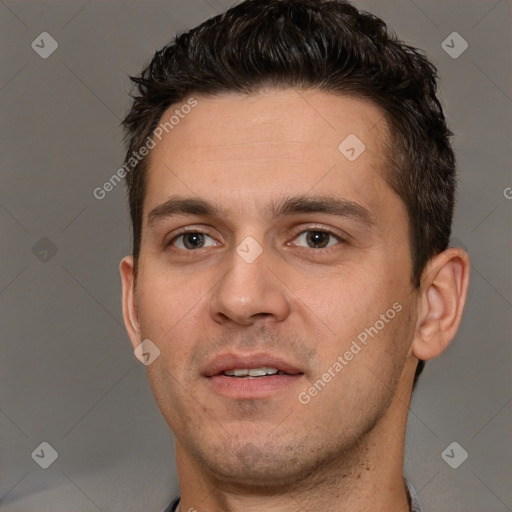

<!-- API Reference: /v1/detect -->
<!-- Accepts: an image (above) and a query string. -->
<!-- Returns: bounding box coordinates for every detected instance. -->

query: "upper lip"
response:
[202,352,304,377]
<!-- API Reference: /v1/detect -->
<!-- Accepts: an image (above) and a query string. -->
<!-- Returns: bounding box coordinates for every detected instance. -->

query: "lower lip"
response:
[206,374,304,398]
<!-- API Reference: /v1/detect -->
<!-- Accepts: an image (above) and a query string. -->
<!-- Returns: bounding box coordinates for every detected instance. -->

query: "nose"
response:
[208,242,291,326]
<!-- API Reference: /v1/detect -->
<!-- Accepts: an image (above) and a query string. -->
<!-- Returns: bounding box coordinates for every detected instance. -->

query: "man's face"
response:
[124,89,419,485]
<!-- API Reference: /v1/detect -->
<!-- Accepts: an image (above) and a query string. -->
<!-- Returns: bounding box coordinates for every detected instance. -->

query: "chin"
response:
[191,438,325,489]
[206,461,308,489]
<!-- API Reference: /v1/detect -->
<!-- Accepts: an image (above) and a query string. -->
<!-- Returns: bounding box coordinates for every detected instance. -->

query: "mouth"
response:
[203,352,304,378]
[203,353,305,398]
[221,367,295,378]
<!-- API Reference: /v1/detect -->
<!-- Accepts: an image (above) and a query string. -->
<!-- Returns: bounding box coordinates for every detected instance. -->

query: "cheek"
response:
[304,301,414,420]
[299,268,399,337]
[135,270,211,400]
[300,269,412,391]
[136,266,205,421]
[136,263,207,337]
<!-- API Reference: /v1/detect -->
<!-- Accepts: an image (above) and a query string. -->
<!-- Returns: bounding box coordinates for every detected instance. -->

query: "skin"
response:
[120,89,470,512]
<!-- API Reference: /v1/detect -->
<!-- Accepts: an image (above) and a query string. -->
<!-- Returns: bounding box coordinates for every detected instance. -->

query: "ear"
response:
[412,247,470,361]
[120,255,141,350]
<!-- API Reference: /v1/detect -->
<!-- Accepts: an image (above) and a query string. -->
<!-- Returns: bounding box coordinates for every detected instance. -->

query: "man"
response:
[119,1,470,511]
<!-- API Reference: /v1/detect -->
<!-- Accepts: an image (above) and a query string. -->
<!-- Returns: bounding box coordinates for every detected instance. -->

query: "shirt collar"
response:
[405,478,422,512]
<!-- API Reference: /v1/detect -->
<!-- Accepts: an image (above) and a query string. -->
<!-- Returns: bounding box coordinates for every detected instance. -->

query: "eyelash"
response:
[166,226,346,252]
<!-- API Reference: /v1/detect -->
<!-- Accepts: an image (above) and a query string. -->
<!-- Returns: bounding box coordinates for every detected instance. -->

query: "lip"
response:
[202,352,303,377]
[202,352,305,399]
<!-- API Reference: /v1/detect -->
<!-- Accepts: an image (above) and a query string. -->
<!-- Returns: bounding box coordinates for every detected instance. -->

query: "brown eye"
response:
[293,230,342,249]
[170,232,217,250]
[306,231,330,248]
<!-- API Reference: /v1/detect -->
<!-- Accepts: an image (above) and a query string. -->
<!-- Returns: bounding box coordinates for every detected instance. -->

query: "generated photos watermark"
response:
[93,97,198,200]
[298,302,403,404]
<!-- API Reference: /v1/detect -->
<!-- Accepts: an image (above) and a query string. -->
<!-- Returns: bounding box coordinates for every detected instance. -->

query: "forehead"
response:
[144,89,393,219]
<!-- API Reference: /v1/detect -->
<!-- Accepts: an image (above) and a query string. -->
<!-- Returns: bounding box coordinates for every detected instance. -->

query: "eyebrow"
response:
[147,194,375,227]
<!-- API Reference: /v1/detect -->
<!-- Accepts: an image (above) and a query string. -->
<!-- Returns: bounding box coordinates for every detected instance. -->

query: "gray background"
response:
[0,0,510,511]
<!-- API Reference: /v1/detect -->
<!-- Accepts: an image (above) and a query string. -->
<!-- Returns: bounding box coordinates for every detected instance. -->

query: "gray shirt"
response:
[406,478,422,512]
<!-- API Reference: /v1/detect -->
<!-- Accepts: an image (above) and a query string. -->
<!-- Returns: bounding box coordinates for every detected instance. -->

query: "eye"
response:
[169,231,218,250]
[291,229,343,249]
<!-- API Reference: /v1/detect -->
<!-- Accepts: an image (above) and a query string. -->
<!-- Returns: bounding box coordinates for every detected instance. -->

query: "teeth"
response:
[223,367,279,377]
[248,368,268,376]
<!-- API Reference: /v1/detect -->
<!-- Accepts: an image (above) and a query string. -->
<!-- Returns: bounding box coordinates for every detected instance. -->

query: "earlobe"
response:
[119,255,141,350]
[412,248,470,361]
